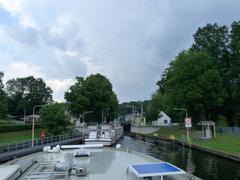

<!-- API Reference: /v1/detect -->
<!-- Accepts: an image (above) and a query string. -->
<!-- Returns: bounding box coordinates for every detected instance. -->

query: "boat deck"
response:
[3,147,201,180]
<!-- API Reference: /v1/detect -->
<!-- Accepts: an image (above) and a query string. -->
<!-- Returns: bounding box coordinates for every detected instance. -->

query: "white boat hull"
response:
[85,124,123,146]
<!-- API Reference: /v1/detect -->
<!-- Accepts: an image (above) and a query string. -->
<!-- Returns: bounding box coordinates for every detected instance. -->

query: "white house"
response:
[152,111,171,126]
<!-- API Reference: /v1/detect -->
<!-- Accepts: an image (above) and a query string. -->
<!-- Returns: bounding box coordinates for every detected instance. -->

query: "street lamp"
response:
[173,108,188,118]
[32,103,51,147]
[173,107,190,142]
[102,108,109,124]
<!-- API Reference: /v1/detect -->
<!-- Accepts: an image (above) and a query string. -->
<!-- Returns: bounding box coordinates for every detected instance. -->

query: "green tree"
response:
[65,74,118,123]
[145,92,163,121]
[156,50,224,123]
[118,100,150,117]
[192,23,229,60]
[0,72,8,119]
[228,21,240,125]
[148,21,240,126]
[6,76,53,116]
[39,103,70,135]
[192,21,240,125]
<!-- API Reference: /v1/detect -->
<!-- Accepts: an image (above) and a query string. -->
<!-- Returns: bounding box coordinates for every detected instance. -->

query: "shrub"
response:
[216,115,228,127]
[0,124,41,133]
[0,119,11,124]
[40,103,70,135]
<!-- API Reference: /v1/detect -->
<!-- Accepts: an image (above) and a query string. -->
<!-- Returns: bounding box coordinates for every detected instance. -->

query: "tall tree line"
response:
[0,75,53,119]
[0,72,8,119]
[0,72,118,125]
[146,21,240,126]
[118,100,150,117]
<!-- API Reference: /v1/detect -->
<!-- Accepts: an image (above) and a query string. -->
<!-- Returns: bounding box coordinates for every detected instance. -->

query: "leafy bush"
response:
[216,115,228,127]
[234,113,240,126]
[40,103,70,135]
[0,124,41,133]
[0,119,10,124]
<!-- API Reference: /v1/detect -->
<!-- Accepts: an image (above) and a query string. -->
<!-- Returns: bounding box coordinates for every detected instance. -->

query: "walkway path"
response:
[131,126,160,134]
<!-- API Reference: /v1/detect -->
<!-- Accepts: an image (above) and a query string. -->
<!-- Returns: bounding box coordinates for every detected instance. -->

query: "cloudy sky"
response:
[0,0,239,102]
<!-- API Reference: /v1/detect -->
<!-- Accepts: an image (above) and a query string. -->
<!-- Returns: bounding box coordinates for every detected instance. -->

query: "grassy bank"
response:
[155,127,240,155]
[0,129,46,145]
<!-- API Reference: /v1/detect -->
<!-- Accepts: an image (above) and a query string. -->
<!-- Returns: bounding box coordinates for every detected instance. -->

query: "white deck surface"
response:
[0,165,20,180]
[4,147,200,180]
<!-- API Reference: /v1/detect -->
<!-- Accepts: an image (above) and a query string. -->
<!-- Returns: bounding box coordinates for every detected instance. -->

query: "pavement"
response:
[131,126,160,134]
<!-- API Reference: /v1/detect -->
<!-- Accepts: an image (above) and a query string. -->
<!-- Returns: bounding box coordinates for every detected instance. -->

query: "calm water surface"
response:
[119,136,240,180]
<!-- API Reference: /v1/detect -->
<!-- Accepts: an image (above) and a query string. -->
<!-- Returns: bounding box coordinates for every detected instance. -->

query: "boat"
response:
[85,121,123,146]
[1,144,201,180]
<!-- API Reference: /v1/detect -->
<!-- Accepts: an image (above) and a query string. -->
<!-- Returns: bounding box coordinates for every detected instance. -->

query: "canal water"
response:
[119,136,240,180]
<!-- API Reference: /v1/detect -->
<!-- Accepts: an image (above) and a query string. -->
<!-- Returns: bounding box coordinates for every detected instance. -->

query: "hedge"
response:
[0,124,42,133]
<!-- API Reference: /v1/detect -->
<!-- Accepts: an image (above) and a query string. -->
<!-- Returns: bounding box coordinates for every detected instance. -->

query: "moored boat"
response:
[85,121,123,146]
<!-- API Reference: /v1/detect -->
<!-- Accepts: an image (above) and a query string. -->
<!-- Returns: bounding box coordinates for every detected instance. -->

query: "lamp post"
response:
[102,108,109,124]
[173,108,188,118]
[173,107,190,142]
[32,104,50,147]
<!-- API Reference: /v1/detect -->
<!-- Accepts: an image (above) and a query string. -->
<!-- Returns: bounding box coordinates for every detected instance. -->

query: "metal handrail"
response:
[0,133,83,154]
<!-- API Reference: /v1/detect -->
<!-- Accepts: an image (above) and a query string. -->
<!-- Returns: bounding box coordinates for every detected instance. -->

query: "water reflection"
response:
[119,136,240,180]
[186,150,195,174]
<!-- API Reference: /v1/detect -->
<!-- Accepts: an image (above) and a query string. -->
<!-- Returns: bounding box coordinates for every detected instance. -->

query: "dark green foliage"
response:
[40,103,70,135]
[118,100,150,117]
[145,92,163,121]
[0,72,3,89]
[0,124,41,133]
[216,115,228,127]
[0,72,8,119]
[65,74,118,123]
[148,21,240,126]
[6,76,53,116]
[192,23,229,60]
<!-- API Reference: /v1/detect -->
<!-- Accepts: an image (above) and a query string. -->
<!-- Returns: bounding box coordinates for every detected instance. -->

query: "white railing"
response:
[0,133,84,154]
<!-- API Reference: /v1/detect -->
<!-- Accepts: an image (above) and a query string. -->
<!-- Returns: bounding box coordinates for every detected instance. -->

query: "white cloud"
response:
[46,78,74,102]
[6,62,44,79]
[0,0,22,15]
[0,0,240,102]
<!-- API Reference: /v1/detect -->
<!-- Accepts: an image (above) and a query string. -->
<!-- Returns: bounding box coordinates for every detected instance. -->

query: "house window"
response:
[164,120,168,124]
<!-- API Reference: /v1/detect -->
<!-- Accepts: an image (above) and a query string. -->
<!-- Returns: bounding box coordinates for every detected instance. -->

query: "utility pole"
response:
[102,108,109,124]
[141,104,143,117]
[173,107,190,142]
[24,108,26,124]
[32,103,51,147]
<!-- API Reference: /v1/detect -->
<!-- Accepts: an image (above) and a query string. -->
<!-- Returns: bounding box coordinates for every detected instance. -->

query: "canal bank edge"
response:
[130,132,240,162]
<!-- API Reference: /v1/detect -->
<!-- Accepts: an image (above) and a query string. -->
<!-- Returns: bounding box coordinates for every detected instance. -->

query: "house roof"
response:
[197,121,215,125]
[26,114,40,118]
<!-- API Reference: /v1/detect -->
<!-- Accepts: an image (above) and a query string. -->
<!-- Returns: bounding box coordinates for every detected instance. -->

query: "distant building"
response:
[23,114,41,123]
[152,111,171,126]
[133,114,146,126]
[125,113,146,126]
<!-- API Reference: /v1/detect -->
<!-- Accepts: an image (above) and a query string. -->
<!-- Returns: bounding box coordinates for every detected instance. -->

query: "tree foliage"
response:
[65,74,118,123]
[0,72,8,119]
[39,103,70,135]
[118,100,150,118]
[6,76,53,116]
[147,21,240,126]
[145,93,163,121]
